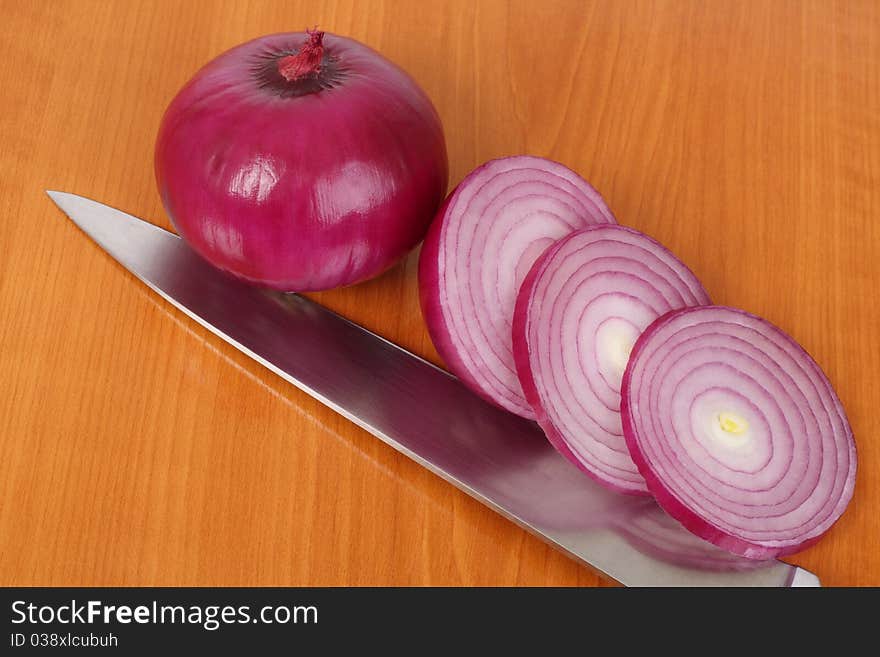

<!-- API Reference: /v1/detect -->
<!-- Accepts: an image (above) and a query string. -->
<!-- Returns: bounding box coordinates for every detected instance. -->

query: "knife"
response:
[47,191,820,587]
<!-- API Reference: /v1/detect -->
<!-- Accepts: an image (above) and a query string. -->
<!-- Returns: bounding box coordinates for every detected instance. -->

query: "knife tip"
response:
[789,567,821,587]
[45,190,68,207]
[45,190,83,216]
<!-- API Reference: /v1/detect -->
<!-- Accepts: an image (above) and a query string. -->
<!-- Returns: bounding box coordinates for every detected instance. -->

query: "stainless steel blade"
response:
[47,190,820,587]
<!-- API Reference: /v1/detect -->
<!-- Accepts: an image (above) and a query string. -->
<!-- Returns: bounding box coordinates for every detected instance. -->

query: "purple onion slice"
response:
[419,156,616,418]
[512,225,710,494]
[621,306,857,559]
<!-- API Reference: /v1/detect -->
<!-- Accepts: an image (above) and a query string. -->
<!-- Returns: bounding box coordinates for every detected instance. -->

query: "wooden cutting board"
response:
[1,0,877,586]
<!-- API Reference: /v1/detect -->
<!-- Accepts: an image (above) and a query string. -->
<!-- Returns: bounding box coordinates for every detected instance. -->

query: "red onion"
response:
[155,30,448,291]
[621,306,857,559]
[419,156,616,418]
[513,225,710,493]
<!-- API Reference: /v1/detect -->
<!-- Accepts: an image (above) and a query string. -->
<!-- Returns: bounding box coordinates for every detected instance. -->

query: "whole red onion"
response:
[155,30,448,291]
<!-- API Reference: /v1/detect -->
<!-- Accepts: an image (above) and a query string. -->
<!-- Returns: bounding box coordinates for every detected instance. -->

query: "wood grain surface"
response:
[1,0,878,587]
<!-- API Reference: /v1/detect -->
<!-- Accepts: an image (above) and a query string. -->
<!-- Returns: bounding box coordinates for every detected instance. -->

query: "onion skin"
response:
[621,306,857,559]
[155,31,448,291]
[512,225,710,494]
[419,156,616,418]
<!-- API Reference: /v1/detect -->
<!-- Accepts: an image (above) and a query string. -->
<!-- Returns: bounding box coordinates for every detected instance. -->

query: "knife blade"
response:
[47,190,820,587]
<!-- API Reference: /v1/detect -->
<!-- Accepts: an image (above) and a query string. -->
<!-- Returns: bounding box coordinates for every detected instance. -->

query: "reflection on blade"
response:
[46,191,819,586]
[616,500,773,573]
